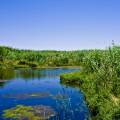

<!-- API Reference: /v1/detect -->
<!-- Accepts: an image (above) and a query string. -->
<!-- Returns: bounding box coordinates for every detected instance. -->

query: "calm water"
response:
[0,68,89,120]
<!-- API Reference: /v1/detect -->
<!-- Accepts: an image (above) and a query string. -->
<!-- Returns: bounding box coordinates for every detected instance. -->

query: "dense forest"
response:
[0,45,120,120]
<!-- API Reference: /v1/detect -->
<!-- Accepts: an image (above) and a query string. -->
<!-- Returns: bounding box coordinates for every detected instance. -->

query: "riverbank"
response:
[0,63,80,69]
[60,71,120,120]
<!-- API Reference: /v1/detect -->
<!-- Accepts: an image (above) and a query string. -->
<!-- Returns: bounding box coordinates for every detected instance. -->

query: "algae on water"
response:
[3,105,56,120]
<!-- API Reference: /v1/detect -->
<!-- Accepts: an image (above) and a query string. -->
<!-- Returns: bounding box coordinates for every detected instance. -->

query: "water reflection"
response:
[0,68,15,80]
[0,68,15,87]
[16,69,44,80]
[0,82,5,88]
[0,68,79,87]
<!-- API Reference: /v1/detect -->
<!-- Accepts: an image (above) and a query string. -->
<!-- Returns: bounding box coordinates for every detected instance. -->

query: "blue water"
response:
[0,68,89,120]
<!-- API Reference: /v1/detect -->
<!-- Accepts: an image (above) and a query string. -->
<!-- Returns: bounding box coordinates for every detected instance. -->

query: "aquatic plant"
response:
[32,105,56,119]
[54,88,89,120]
[3,105,40,120]
[3,92,51,99]
[3,105,56,120]
[55,90,74,120]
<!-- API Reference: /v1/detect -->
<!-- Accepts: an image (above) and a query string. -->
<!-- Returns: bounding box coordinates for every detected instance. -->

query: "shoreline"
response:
[1,65,80,69]
[60,71,120,119]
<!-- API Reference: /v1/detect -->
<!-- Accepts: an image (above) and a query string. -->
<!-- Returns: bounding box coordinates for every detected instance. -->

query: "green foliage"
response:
[0,46,87,68]
[61,46,120,120]
[0,46,8,62]
[3,105,40,120]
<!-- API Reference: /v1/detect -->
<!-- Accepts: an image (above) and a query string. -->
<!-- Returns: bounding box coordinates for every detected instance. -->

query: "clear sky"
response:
[0,0,120,50]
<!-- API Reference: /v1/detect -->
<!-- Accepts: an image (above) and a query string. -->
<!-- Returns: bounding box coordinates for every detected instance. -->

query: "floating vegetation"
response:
[3,92,51,99]
[3,105,56,120]
[3,105,39,120]
[32,105,56,119]
[53,93,69,101]
[53,89,75,120]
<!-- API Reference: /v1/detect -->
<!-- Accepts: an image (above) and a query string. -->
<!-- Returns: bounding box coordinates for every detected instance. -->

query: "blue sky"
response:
[0,0,120,50]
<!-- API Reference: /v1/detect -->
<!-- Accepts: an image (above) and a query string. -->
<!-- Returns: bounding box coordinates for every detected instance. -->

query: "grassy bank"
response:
[60,71,120,120]
[60,46,120,120]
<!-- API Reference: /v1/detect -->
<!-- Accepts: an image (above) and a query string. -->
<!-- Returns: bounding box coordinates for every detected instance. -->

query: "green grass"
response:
[60,45,120,120]
[60,71,120,120]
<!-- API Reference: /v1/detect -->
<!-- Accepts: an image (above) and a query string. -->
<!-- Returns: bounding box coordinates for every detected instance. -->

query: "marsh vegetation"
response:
[0,45,120,120]
[61,46,120,120]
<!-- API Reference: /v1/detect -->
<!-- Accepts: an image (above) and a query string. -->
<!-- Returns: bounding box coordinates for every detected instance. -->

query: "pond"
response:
[0,68,89,120]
